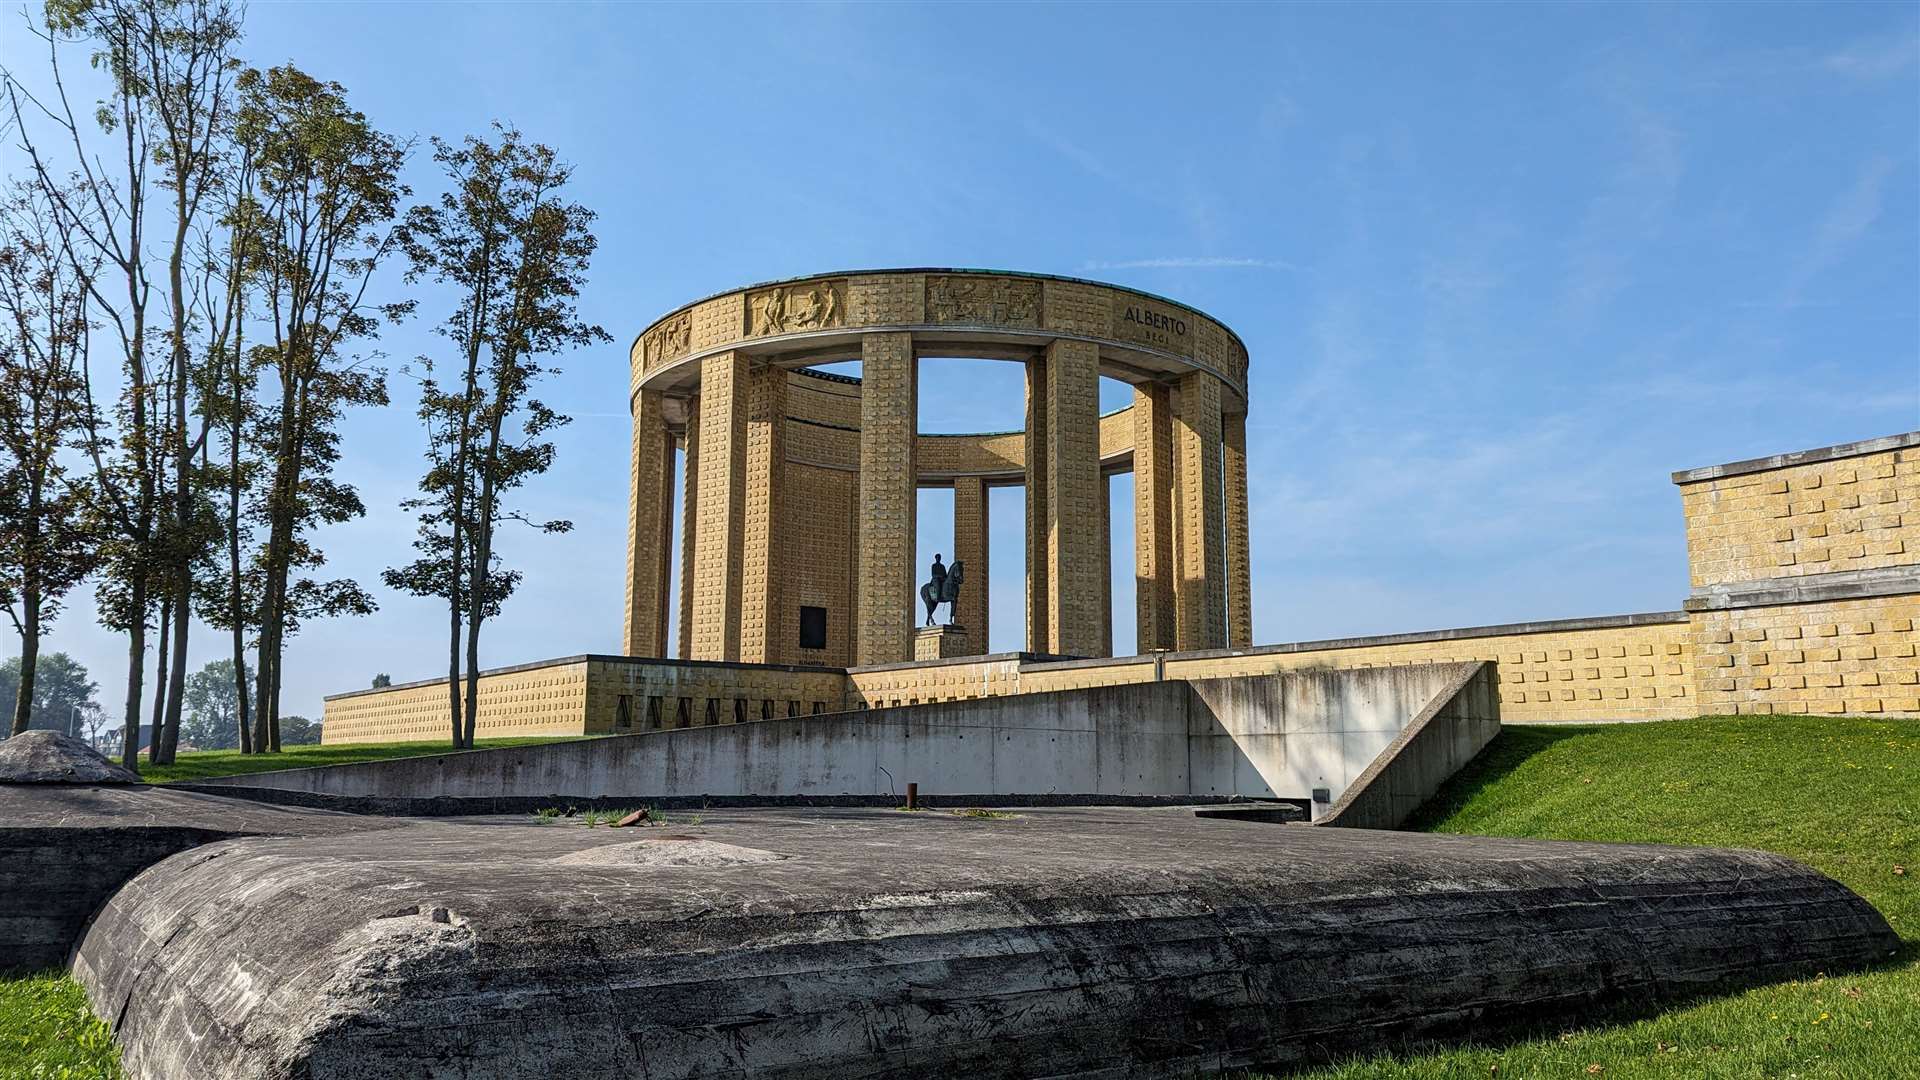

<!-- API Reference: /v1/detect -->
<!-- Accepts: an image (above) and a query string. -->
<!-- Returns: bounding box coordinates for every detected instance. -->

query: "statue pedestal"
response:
[914,624,972,661]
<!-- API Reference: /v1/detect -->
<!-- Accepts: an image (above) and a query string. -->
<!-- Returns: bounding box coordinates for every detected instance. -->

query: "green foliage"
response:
[0,969,120,1078]
[277,714,320,745]
[383,123,608,748]
[951,807,1017,819]
[1270,715,1918,1080]
[0,652,102,735]
[178,657,244,749]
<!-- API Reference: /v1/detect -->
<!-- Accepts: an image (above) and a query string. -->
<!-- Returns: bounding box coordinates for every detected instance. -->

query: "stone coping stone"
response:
[1685,565,1920,611]
[0,730,138,784]
[169,785,1250,817]
[325,652,845,702]
[1671,429,1920,484]
[65,800,1898,1080]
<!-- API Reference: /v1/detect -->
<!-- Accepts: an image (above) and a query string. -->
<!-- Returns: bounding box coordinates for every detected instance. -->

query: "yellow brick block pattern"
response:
[855,333,916,665]
[691,354,747,660]
[1223,410,1253,647]
[1679,444,1917,588]
[1045,338,1106,656]
[951,476,989,649]
[1690,595,1920,716]
[1133,385,1176,652]
[1174,372,1227,650]
[1024,358,1050,652]
[739,365,787,664]
[676,402,699,659]
[621,390,674,657]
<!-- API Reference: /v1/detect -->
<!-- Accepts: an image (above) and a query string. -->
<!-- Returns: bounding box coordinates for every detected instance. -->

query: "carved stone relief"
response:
[643,311,692,369]
[748,280,846,336]
[926,274,1039,328]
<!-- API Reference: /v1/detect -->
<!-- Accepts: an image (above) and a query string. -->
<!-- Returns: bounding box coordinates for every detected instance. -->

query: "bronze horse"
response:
[920,560,964,626]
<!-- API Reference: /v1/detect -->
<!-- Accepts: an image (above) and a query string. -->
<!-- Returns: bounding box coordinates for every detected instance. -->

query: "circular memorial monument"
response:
[624,269,1253,667]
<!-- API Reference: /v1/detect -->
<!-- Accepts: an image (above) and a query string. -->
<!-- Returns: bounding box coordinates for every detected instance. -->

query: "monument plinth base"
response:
[914,624,972,660]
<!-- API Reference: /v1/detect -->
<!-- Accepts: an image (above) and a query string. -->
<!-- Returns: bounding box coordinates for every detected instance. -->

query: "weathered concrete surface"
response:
[1315,661,1502,829]
[71,804,1898,1080]
[0,730,138,783]
[193,664,1488,813]
[0,785,390,972]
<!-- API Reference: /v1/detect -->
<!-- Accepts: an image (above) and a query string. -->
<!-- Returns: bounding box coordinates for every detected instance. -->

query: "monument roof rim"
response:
[631,266,1250,359]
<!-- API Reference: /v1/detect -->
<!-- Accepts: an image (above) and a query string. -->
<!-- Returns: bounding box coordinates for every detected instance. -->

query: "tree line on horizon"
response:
[0,0,606,771]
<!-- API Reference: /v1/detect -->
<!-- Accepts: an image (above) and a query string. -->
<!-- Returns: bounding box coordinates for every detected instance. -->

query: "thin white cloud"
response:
[1080,256,1304,272]
[1780,156,1894,310]
[1823,33,1920,79]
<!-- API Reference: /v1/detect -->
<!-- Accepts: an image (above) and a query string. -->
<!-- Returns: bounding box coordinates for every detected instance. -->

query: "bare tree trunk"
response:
[148,594,170,762]
[119,585,145,773]
[268,643,283,752]
[463,437,503,749]
[231,427,251,754]
[11,585,40,737]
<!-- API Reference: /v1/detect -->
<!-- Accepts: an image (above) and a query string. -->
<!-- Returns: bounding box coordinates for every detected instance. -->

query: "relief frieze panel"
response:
[642,310,692,370]
[926,274,1040,328]
[748,279,846,337]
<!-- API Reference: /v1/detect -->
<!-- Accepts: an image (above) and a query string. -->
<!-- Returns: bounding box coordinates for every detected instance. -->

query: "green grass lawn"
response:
[1275,714,1918,1079]
[2,715,1912,1078]
[0,971,118,1078]
[132,735,589,785]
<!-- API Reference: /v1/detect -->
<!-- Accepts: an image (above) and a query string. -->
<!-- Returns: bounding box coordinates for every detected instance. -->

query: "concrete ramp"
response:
[192,663,1500,816]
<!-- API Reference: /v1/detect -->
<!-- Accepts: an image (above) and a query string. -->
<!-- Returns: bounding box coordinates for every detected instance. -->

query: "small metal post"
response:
[906,782,919,811]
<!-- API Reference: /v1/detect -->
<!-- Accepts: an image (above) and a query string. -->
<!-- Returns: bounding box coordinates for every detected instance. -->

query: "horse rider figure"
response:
[921,554,964,627]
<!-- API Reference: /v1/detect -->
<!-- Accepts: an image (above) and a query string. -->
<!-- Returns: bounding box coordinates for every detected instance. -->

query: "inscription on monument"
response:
[749,280,845,336]
[927,275,1039,328]
[1113,302,1192,353]
[643,310,691,369]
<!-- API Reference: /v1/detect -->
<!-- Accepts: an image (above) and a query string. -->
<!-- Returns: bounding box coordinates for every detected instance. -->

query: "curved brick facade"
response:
[622,269,1255,668]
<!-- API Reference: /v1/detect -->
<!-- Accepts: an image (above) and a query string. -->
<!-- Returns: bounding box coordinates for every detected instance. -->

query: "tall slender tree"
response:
[236,64,405,752]
[5,0,241,768]
[0,181,99,736]
[386,126,606,748]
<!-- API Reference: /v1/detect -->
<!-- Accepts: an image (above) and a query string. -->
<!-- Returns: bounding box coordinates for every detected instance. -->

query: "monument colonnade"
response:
[622,269,1254,667]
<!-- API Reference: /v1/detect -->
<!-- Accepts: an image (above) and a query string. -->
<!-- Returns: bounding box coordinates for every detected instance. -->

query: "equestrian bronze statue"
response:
[921,555,965,627]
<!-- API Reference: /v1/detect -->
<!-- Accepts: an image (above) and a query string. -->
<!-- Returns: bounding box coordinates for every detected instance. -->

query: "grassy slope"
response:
[1280,715,1918,1079]
[0,971,118,1078]
[3,716,1912,1078]
[134,735,588,784]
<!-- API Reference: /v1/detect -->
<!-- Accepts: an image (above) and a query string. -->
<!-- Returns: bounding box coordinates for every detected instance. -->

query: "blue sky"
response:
[4,2,1916,723]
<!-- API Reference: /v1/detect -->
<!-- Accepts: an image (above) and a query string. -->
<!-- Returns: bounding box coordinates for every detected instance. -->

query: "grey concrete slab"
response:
[53,795,1897,1080]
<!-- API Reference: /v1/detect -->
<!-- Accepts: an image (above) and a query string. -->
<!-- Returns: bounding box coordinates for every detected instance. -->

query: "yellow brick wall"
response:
[784,462,858,667]
[323,662,593,744]
[1677,441,1916,588]
[1691,595,1918,716]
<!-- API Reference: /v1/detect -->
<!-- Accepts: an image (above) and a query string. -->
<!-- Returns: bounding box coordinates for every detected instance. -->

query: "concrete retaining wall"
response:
[1316,662,1502,829]
[200,664,1492,810]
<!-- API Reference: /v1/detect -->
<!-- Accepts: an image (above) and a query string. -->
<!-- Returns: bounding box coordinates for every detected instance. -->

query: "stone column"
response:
[622,388,674,657]
[1223,409,1253,648]
[675,398,699,660]
[951,475,989,651]
[1132,383,1177,652]
[1043,338,1105,657]
[855,332,916,666]
[1023,358,1049,653]
[690,353,747,661]
[739,365,787,664]
[1174,371,1227,651]
[1096,470,1112,657]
